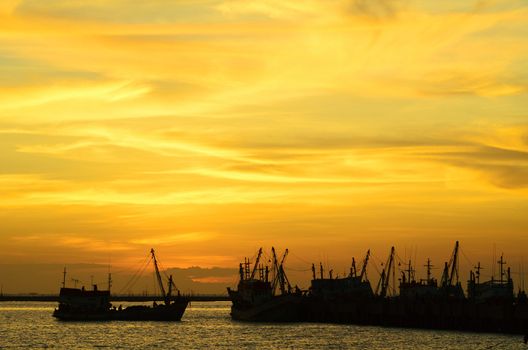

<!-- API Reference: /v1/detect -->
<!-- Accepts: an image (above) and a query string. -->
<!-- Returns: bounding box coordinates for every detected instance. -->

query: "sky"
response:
[1,0,528,294]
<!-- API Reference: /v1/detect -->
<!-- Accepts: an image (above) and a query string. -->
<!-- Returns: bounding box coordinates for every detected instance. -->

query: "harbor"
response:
[228,243,528,335]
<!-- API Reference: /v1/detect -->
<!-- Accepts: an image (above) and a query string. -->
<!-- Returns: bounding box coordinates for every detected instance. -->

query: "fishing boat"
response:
[303,242,528,334]
[227,247,303,322]
[304,249,376,323]
[52,249,188,321]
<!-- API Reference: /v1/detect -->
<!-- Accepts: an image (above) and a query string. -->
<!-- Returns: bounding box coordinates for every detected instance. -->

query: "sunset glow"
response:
[1,0,527,293]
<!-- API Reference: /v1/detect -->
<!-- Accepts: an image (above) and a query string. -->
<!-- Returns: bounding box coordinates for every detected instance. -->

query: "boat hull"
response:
[53,300,188,322]
[230,294,303,322]
[302,297,528,334]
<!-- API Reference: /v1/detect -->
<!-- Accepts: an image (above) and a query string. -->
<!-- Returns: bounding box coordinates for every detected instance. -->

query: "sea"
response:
[0,301,525,349]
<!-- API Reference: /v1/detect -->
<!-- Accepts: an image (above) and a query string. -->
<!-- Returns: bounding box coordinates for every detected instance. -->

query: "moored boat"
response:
[52,249,188,321]
[228,247,304,322]
[302,242,528,334]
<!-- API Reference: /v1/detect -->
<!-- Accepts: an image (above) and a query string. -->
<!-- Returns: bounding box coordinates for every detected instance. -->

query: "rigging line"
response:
[394,252,406,267]
[121,252,151,288]
[372,251,392,277]
[120,256,150,293]
[156,258,170,278]
[289,251,312,265]
[371,253,384,266]
[103,267,127,278]
[262,250,271,260]
[130,253,152,273]
[246,249,259,266]
[284,267,311,272]
[260,251,272,267]
[107,254,150,275]
[119,255,152,294]
[459,247,474,269]
[120,260,150,295]
[371,260,382,276]
[157,259,180,292]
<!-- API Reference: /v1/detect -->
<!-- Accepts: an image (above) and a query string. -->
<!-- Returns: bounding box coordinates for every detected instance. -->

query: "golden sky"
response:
[1,0,528,292]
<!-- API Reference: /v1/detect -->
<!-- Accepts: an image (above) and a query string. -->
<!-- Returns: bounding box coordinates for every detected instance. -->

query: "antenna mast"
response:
[62,267,67,288]
[424,259,433,283]
[474,262,482,284]
[498,254,506,284]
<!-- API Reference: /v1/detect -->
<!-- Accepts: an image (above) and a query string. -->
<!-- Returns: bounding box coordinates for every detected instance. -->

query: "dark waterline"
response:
[0,301,525,349]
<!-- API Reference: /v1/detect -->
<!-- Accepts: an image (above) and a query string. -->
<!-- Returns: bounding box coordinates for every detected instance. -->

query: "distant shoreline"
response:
[0,294,230,302]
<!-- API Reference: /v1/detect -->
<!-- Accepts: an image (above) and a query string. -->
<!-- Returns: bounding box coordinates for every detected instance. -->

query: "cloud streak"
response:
[0,0,527,287]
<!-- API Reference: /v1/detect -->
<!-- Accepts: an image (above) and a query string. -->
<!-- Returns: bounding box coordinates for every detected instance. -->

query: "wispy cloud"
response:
[344,0,408,19]
[1,0,528,281]
[130,232,217,245]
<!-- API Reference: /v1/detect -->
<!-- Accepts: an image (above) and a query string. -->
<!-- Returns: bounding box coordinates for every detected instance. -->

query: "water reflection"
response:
[0,301,525,349]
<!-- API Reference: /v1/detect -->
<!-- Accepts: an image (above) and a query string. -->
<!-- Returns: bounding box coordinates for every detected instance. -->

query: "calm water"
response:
[0,301,525,349]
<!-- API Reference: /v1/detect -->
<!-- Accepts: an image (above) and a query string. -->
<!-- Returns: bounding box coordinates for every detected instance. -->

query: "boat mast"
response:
[405,260,414,283]
[498,254,506,284]
[150,248,168,303]
[424,258,433,283]
[474,262,482,284]
[239,263,244,281]
[62,267,67,288]
[108,273,112,293]
[271,247,279,293]
[167,275,173,299]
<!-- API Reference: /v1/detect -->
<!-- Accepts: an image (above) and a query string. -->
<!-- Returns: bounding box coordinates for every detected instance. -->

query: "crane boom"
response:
[271,247,289,295]
[359,249,370,281]
[279,249,289,267]
[279,265,291,293]
[350,258,357,278]
[250,248,263,280]
[378,247,395,298]
[278,249,289,294]
[441,241,460,288]
[271,247,279,293]
[448,241,459,286]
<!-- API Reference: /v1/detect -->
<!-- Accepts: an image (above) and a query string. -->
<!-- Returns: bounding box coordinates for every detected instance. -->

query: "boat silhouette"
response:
[52,249,188,321]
